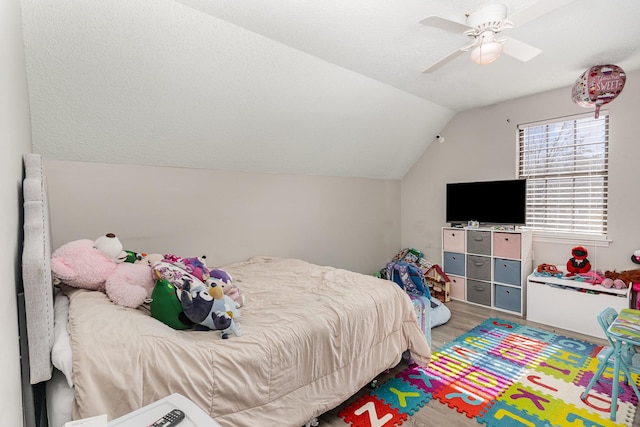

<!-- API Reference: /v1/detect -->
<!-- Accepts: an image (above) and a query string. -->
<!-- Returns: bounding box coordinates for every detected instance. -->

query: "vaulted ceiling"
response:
[21,0,640,179]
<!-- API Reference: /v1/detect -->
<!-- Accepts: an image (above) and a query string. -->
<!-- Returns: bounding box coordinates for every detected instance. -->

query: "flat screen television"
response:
[446,179,527,226]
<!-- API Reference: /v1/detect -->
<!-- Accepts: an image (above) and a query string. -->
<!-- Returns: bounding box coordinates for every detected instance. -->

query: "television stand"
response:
[441,227,532,316]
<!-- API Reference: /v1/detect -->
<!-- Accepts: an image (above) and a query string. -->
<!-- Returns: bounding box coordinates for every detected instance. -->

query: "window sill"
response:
[531,230,611,248]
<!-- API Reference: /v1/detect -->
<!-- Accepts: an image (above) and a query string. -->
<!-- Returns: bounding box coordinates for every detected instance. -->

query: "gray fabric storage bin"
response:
[467,279,491,306]
[466,230,491,255]
[443,252,465,276]
[494,258,522,286]
[466,255,491,281]
[494,285,521,312]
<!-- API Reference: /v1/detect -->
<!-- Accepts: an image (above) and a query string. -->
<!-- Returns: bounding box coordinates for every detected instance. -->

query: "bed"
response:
[20,153,431,427]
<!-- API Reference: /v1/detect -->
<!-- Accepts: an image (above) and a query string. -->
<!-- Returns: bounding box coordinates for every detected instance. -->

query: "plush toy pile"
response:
[556,245,640,289]
[604,269,640,289]
[51,233,245,338]
[152,255,242,338]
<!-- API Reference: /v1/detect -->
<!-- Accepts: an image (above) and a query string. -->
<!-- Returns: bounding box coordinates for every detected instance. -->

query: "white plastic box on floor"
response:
[526,274,630,339]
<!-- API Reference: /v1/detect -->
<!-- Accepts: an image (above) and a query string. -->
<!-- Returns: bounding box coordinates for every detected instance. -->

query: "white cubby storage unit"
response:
[442,227,532,316]
[527,274,630,339]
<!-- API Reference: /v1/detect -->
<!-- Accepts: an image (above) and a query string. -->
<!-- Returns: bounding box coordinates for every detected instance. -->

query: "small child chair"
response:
[580,307,640,421]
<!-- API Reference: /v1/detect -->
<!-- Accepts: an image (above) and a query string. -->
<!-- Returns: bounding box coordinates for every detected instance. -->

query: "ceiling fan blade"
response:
[507,0,577,27]
[419,15,472,33]
[422,49,465,73]
[502,36,542,62]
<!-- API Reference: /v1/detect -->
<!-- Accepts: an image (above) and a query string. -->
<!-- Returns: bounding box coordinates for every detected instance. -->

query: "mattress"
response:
[66,256,430,426]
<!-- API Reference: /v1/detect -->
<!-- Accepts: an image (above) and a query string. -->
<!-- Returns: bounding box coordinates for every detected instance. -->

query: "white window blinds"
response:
[517,112,609,235]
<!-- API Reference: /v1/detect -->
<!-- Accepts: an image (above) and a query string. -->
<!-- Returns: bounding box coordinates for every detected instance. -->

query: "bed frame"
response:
[20,153,55,427]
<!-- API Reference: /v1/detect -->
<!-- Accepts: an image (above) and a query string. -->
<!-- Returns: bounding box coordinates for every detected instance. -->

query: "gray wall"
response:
[402,70,640,273]
[1,0,34,424]
[45,160,401,275]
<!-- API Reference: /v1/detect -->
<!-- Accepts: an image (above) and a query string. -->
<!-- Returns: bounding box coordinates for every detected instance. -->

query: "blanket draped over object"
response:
[67,256,431,426]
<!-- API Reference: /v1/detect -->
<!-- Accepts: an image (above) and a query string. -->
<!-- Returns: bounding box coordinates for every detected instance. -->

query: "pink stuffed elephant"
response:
[51,236,155,308]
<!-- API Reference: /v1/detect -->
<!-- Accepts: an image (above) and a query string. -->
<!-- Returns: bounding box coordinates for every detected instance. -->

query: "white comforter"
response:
[67,257,431,426]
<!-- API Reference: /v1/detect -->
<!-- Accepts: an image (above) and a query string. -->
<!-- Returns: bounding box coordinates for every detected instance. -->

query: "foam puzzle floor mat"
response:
[337,318,639,427]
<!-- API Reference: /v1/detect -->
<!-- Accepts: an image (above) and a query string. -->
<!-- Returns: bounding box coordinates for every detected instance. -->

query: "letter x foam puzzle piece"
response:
[372,377,431,416]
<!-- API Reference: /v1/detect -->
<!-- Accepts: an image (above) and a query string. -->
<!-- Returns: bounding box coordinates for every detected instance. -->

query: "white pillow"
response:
[51,290,74,388]
[46,368,74,427]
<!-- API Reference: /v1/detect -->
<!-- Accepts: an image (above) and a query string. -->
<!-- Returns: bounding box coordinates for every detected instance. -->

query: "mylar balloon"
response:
[571,64,626,118]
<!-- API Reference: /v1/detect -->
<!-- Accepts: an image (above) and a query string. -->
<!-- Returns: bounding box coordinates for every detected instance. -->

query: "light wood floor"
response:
[317,299,640,426]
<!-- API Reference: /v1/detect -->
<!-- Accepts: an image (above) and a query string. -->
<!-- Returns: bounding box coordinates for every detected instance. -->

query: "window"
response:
[518,112,609,236]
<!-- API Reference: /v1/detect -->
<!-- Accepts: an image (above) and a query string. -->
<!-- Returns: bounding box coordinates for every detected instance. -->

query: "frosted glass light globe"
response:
[470,41,503,65]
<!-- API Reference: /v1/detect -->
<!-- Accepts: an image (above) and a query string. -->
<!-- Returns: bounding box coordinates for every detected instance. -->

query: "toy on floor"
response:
[386,261,429,296]
[566,246,591,276]
[380,248,451,328]
[632,249,640,265]
[423,264,451,302]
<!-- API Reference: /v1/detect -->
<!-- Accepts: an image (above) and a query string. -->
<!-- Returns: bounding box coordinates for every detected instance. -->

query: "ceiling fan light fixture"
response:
[470,40,503,65]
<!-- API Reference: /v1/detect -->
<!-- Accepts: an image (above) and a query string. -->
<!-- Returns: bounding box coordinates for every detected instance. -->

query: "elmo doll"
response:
[566,246,591,276]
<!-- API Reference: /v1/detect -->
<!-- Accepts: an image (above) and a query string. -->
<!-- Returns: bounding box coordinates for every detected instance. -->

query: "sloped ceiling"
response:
[21,0,640,179]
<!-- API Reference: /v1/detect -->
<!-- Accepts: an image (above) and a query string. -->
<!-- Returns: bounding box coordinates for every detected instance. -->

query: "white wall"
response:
[21,0,453,180]
[402,70,640,272]
[45,160,401,275]
[1,0,34,424]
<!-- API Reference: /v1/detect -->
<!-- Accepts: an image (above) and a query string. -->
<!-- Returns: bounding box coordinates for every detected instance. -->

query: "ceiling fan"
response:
[420,0,576,73]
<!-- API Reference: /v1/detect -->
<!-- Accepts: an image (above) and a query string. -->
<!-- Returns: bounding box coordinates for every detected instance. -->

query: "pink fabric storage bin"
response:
[449,275,465,300]
[443,229,465,253]
[492,232,521,259]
